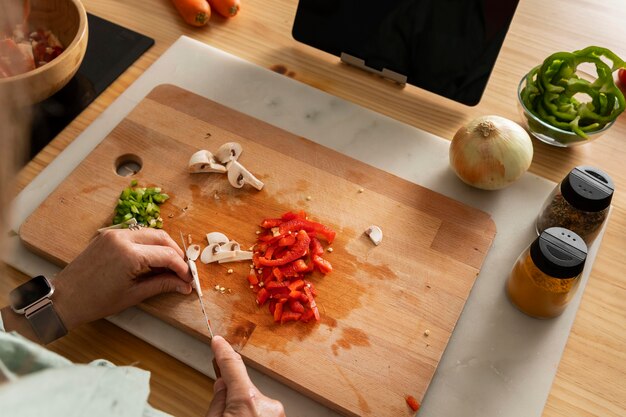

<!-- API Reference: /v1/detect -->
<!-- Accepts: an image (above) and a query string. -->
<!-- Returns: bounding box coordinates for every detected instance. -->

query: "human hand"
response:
[52,228,193,331]
[207,336,285,417]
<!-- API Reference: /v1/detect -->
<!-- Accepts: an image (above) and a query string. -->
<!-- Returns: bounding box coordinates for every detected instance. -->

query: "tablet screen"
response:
[292,0,519,106]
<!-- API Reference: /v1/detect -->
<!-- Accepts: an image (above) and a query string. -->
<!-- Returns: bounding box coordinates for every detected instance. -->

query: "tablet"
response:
[292,0,519,106]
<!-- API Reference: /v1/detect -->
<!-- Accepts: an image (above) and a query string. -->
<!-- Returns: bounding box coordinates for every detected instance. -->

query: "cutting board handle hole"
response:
[115,154,143,177]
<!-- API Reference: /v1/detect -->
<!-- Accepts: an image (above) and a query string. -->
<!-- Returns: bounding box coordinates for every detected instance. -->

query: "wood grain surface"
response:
[19,84,496,416]
[1,1,625,416]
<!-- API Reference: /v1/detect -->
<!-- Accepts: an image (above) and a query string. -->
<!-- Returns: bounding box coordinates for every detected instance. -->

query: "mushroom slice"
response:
[224,240,241,252]
[201,243,224,264]
[188,150,227,174]
[365,225,383,246]
[227,160,264,191]
[206,232,229,246]
[186,244,201,261]
[214,142,243,165]
[218,250,254,263]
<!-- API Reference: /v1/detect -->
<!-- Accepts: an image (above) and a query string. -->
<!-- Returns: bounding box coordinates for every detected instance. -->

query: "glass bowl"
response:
[516,74,616,147]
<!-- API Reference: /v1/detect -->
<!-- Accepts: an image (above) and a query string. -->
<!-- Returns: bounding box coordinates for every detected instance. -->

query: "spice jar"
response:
[536,166,613,245]
[507,227,587,319]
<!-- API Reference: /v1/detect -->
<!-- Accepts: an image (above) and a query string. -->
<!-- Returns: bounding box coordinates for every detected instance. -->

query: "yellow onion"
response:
[449,115,533,190]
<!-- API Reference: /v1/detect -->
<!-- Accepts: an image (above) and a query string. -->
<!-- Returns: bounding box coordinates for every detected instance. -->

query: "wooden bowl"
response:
[0,0,88,104]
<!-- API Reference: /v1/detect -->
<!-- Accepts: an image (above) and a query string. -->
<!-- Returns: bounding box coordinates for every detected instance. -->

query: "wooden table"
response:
[2,1,625,416]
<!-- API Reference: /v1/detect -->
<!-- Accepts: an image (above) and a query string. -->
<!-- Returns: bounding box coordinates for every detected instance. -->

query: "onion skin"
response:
[449,115,533,190]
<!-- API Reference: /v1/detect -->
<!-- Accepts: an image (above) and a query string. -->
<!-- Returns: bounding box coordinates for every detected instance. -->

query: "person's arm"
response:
[1,306,39,341]
[2,228,193,344]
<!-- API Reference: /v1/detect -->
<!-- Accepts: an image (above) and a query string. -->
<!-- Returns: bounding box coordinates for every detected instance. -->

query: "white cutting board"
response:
[5,36,607,417]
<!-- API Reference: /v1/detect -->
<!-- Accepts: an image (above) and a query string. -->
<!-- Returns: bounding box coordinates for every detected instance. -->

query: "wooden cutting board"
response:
[20,84,496,417]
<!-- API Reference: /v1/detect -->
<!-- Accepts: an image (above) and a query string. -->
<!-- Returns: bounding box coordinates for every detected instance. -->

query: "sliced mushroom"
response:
[188,150,227,174]
[214,142,243,164]
[188,260,202,296]
[225,240,241,252]
[206,232,229,246]
[200,242,224,264]
[186,244,201,261]
[227,160,264,191]
[365,225,383,246]
[218,250,254,263]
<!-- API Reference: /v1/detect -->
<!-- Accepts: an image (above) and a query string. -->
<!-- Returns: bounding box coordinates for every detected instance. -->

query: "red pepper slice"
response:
[247,271,259,286]
[256,288,269,306]
[260,218,283,228]
[273,302,284,322]
[300,309,315,323]
[279,218,336,243]
[257,230,310,267]
[313,255,333,275]
[268,300,277,315]
[303,286,320,321]
[405,395,420,412]
[288,279,305,292]
[288,300,305,314]
[272,267,284,282]
[309,237,324,256]
[280,311,302,323]
[264,245,276,260]
[266,280,289,293]
[278,234,296,247]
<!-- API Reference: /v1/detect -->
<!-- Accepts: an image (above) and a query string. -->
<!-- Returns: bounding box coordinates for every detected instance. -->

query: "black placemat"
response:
[28,13,154,160]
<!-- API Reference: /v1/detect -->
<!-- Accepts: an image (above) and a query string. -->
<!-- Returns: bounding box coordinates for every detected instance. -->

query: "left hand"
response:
[52,228,193,331]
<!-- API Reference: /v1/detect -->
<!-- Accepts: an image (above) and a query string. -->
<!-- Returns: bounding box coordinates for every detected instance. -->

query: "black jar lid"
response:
[530,227,587,279]
[561,166,614,212]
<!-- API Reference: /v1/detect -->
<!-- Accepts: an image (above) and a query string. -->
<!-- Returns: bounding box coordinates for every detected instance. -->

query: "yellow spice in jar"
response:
[507,249,580,319]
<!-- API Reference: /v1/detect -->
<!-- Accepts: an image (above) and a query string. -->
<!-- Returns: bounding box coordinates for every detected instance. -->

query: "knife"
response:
[180,231,214,339]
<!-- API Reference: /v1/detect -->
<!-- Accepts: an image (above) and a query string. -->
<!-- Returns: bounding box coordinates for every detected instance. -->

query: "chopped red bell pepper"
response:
[272,267,284,282]
[288,300,305,314]
[257,230,310,267]
[288,279,305,292]
[264,245,276,260]
[247,271,259,286]
[268,300,277,315]
[256,288,269,306]
[279,218,336,243]
[292,259,309,273]
[260,218,283,228]
[300,309,316,323]
[278,234,296,247]
[273,302,284,322]
[310,237,324,256]
[303,286,320,321]
[281,311,302,323]
[313,255,333,274]
[405,395,420,412]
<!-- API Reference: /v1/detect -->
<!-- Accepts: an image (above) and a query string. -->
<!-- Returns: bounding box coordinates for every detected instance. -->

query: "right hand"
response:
[207,336,285,417]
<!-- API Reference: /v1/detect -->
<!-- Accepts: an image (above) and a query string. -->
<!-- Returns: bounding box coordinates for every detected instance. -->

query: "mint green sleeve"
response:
[0,312,172,417]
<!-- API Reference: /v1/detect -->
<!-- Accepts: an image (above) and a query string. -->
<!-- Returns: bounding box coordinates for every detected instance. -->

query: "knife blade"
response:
[180,231,214,339]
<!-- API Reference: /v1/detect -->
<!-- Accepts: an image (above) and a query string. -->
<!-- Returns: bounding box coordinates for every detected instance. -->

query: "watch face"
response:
[10,276,53,312]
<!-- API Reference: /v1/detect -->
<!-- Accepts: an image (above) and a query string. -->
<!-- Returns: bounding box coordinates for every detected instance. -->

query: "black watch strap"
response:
[25,299,68,344]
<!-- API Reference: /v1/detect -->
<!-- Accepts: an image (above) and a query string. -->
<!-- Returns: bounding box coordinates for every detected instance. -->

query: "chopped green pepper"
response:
[112,181,169,229]
[521,46,626,139]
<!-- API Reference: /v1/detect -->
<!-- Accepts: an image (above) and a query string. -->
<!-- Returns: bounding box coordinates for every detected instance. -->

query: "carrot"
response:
[171,0,211,26]
[208,0,240,18]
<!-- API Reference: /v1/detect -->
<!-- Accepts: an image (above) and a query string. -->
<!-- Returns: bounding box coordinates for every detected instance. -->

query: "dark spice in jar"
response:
[536,192,608,242]
[536,166,613,244]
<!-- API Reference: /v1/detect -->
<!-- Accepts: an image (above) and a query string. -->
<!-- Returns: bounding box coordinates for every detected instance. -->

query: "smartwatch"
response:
[9,275,67,344]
